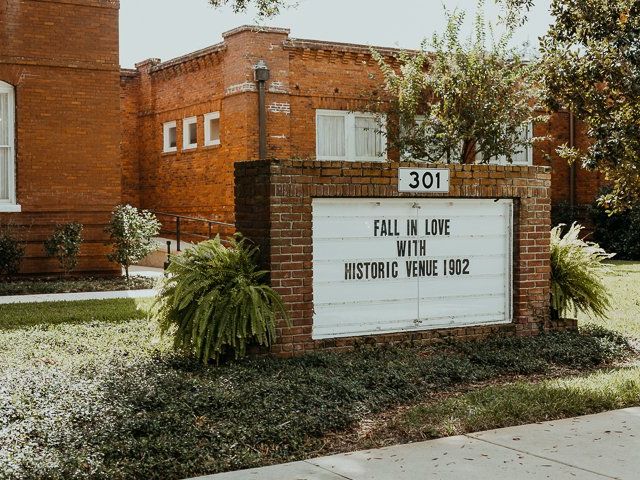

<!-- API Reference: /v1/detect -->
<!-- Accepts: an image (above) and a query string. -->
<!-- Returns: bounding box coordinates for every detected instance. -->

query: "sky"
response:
[119,0,553,68]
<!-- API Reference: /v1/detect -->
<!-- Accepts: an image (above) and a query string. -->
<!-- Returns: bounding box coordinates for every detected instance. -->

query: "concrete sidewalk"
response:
[191,407,640,480]
[0,288,157,304]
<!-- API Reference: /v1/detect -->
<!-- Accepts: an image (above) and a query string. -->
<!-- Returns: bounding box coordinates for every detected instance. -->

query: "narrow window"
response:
[0,81,18,210]
[476,122,533,165]
[511,122,533,165]
[316,111,346,159]
[316,110,386,161]
[183,117,198,150]
[163,121,177,153]
[204,112,221,146]
[354,115,384,159]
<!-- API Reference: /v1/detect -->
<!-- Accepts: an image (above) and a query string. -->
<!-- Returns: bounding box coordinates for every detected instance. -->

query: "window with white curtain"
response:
[476,122,534,165]
[316,110,386,161]
[0,81,18,211]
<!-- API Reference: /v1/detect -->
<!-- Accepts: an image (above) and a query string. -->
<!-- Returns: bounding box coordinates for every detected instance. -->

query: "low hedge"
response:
[0,323,631,480]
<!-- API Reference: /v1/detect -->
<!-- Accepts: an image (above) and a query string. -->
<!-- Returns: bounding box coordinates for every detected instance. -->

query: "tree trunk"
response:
[461,139,477,164]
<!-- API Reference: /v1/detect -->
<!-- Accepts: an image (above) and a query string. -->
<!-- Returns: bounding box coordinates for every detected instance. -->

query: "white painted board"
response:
[312,198,513,339]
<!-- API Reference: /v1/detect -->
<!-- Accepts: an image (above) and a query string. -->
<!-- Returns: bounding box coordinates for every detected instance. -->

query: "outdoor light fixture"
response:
[254,59,270,82]
[254,60,270,159]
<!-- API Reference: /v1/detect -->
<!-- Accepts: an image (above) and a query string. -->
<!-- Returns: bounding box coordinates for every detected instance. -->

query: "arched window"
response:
[0,81,18,210]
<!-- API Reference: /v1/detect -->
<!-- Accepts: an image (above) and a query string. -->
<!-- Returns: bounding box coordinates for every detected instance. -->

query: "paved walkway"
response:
[0,288,157,304]
[128,265,165,278]
[191,407,640,480]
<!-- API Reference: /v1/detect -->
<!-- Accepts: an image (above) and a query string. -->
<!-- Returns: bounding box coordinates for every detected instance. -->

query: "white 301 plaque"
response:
[399,168,450,193]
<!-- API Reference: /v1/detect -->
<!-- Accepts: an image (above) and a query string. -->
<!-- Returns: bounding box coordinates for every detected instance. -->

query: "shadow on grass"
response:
[0,298,150,331]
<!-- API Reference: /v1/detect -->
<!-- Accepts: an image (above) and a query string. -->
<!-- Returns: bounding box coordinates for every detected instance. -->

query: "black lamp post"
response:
[254,60,270,160]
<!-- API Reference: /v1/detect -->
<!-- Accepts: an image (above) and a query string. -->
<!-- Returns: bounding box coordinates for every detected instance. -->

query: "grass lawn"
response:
[370,260,640,447]
[0,262,638,480]
[0,275,157,296]
[578,261,640,338]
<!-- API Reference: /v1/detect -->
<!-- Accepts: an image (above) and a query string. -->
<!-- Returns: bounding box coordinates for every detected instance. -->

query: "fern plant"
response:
[550,223,614,319]
[152,235,289,364]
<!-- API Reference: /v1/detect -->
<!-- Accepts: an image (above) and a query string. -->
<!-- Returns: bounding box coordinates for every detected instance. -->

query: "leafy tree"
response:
[539,0,640,212]
[373,1,545,164]
[105,205,161,279]
[44,222,84,275]
[207,0,292,17]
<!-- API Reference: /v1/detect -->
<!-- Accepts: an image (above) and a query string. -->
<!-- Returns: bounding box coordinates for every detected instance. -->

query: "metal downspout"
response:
[569,110,576,208]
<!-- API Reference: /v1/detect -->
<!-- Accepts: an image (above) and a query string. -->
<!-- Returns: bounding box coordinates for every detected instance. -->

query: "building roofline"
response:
[284,37,417,57]
[222,25,290,38]
[120,68,138,77]
[128,25,417,73]
[149,42,227,73]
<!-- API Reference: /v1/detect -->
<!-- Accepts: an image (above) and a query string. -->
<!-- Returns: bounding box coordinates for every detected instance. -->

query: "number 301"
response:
[409,171,442,190]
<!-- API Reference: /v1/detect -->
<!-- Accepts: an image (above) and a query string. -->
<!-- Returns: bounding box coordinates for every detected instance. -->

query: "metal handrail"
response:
[153,211,234,227]
[153,211,234,252]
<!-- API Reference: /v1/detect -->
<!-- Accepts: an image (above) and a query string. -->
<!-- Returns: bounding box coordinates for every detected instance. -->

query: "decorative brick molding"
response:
[268,102,291,114]
[225,81,258,95]
[236,159,569,357]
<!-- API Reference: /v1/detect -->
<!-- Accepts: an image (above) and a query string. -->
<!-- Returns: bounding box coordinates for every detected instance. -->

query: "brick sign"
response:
[312,198,513,339]
[235,160,563,356]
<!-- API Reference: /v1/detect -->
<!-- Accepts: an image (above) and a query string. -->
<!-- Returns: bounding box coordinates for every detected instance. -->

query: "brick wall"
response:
[122,27,604,233]
[0,0,121,275]
[533,112,601,211]
[236,160,571,357]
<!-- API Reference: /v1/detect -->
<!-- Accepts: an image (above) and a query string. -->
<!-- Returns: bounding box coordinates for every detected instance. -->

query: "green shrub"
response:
[0,321,631,479]
[551,201,590,235]
[44,222,84,275]
[105,205,160,279]
[153,235,289,364]
[550,223,613,319]
[0,227,25,277]
[590,199,640,260]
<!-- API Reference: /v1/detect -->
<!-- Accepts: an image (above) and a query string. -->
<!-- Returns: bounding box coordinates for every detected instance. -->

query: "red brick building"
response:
[0,8,601,276]
[0,0,121,275]
[120,25,601,227]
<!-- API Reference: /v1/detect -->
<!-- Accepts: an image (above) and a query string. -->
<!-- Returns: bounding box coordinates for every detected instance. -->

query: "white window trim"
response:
[0,81,19,212]
[163,121,177,153]
[183,116,198,150]
[316,109,387,162]
[204,112,221,147]
[476,122,534,166]
[401,114,430,161]
[516,121,534,166]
